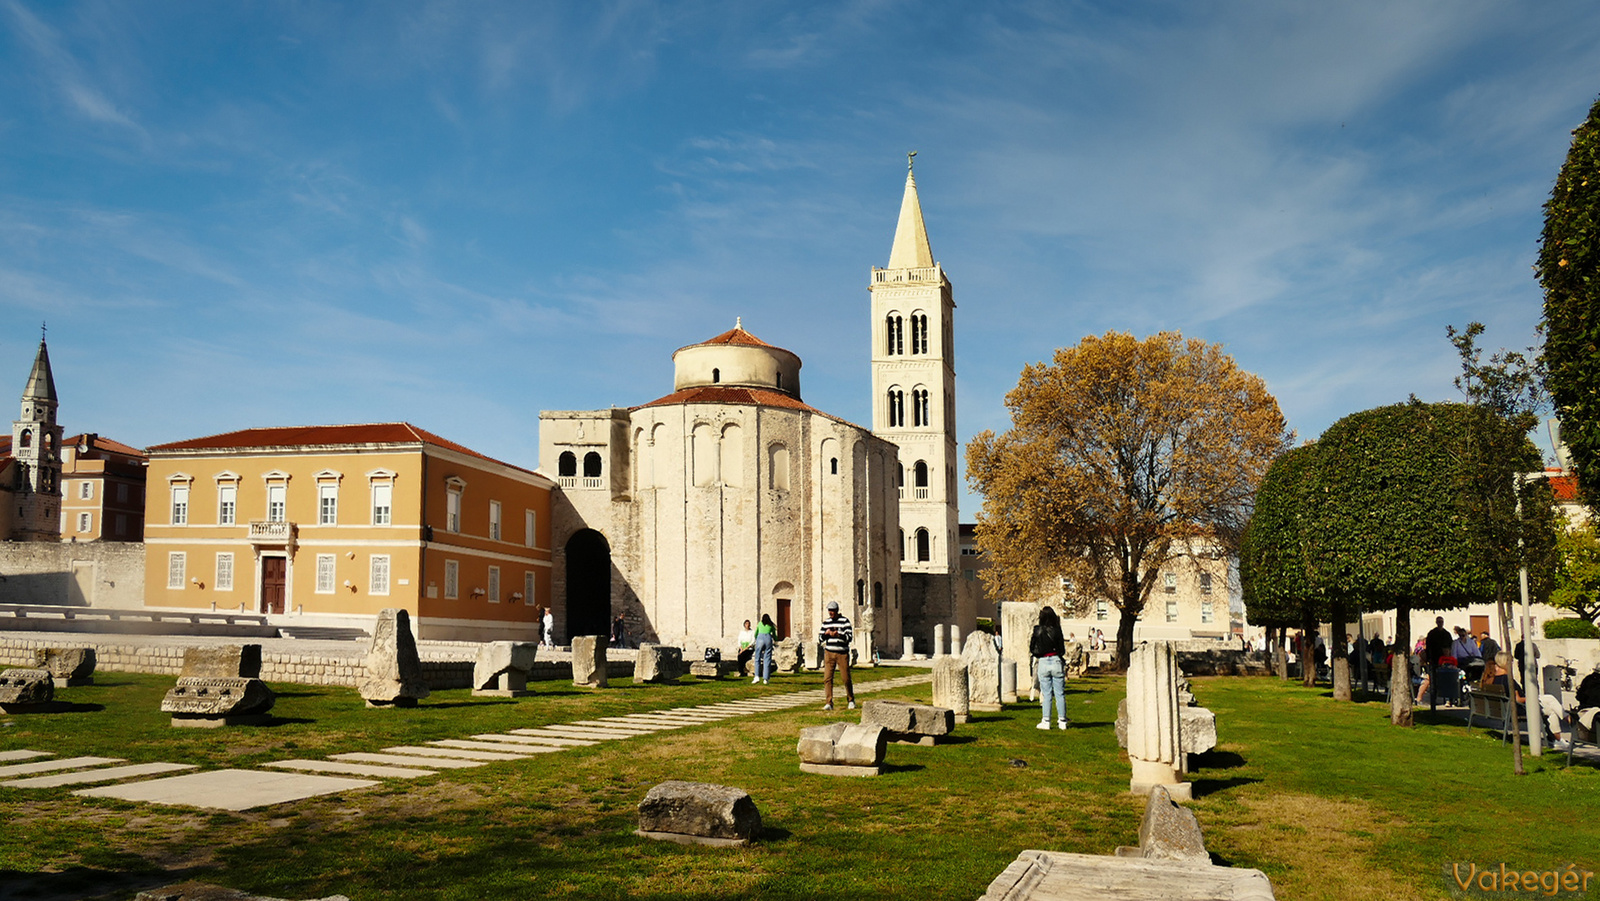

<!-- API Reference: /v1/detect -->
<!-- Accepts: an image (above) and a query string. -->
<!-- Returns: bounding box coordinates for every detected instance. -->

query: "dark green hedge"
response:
[1544,617,1600,639]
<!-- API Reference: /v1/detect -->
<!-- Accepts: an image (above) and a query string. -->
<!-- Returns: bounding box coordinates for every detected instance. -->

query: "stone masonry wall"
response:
[0,541,145,608]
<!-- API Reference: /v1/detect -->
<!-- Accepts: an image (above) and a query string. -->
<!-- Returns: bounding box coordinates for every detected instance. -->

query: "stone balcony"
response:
[871,264,944,285]
[248,521,296,545]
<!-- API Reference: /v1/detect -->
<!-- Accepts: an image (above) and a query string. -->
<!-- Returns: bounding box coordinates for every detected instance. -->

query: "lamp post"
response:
[1515,470,1549,758]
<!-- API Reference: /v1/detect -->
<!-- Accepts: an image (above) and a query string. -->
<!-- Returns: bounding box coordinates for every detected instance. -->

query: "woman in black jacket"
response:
[1030,606,1069,729]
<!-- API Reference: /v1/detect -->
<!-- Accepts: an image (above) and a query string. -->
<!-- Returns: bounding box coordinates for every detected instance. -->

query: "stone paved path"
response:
[0,673,931,811]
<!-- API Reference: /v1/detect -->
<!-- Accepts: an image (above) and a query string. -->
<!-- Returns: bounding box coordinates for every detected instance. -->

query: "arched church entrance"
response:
[565,529,612,638]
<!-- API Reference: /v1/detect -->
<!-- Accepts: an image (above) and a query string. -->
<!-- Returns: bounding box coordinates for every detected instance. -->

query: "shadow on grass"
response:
[1191,750,1246,770]
[882,762,927,774]
[419,700,518,710]
[10,702,106,714]
[0,865,201,901]
[262,717,316,726]
[760,826,795,843]
[1189,775,1260,799]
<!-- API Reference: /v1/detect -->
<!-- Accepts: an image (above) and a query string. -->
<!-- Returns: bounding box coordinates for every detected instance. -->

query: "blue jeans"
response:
[754,635,775,680]
[1037,655,1066,723]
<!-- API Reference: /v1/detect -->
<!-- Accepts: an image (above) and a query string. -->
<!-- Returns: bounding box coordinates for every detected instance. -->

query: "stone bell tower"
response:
[11,332,64,541]
[869,155,960,646]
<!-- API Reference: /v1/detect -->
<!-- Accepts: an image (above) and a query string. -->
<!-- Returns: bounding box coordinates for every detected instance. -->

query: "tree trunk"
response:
[1300,608,1319,687]
[1389,604,1413,726]
[1331,601,1351,701]
[1114,604,1139,671]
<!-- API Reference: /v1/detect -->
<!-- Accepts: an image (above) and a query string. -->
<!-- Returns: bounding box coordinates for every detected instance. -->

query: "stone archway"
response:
[565,529,612,638]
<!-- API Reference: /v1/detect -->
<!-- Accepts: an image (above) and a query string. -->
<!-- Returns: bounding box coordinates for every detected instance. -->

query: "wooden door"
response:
[776,598,791,640]
[261,556,286,615]
[1470,615,1489,642]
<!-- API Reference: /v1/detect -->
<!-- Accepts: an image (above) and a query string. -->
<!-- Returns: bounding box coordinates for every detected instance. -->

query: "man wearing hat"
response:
[819,600,855,711]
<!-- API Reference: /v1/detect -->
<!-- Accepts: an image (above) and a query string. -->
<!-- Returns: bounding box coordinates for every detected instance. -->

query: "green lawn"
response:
[0,669,1595,900]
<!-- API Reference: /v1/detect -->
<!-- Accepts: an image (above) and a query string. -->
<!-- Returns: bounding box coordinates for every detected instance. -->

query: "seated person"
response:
[1478,654,1525,705]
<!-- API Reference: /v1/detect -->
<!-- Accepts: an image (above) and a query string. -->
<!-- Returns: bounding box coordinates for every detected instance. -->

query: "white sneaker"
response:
[1058,719,1070,729]
[822,703,833,711]
[763,679,769,684]
[752,676,760,683]
[847,700,856,710]
[1037,721,1052,730]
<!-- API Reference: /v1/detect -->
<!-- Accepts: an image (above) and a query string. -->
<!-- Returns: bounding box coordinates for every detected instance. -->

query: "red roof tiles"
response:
[147,423,534,475]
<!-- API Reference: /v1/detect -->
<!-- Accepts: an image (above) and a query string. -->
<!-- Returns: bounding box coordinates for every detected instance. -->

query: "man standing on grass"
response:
[819,600,855,711]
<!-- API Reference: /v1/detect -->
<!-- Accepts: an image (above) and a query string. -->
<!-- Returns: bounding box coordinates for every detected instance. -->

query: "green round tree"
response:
[1240,444,1321,681]
[1538,95,1600,499]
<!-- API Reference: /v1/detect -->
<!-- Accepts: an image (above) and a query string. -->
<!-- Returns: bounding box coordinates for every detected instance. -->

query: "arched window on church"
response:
[913,461,929,499]
[712,368,720,383]
[912,387,930,427]
[856,579,865,606]
[910,312,929,354]
[19,429,31,449]
[915,528,931,562]
[558,451,577,477]
[830,457,838,475]
[873,581,884,608]
[776,371,783,389]
[887,388,905,427]
[886,314,904,355]
[898,529,905,560]
[897,464,905,499]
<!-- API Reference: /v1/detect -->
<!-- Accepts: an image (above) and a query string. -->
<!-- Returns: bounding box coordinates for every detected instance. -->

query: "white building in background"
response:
[540,323,902,653]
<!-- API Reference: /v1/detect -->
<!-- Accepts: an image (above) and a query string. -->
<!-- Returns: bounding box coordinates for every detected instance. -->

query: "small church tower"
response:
[870,155,960,643]
[11,333,63,541]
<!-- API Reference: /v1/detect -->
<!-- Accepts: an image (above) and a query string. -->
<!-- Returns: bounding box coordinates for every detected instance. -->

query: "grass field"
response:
[0,668,1595,900]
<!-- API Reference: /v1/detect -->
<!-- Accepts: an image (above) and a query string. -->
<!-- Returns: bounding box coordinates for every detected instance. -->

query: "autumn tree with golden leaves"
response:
[967,332,1293,669]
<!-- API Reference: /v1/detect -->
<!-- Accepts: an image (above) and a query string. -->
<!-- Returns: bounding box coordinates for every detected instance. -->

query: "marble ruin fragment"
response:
[636,643,686,683]
[473,641,539,696]
[571,635,609,688]
[932,656,970,723]
[860,699,955,745]
[36,647,96,687]
[797,722,888,776]
[358,608,430,708]
[0,667,54,712]
[1126,640,1189,800]
[635,780,762,847]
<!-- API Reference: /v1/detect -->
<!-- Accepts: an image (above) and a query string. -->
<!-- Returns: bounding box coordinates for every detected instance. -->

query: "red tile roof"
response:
[632,386,874,434]
[691,327,773,349]
[1551,473,1580,503]
[63,433,146,459]
[147,423,536,476]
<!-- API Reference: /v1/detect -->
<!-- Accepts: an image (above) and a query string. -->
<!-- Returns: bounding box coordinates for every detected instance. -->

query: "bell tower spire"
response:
[12,330,64,541]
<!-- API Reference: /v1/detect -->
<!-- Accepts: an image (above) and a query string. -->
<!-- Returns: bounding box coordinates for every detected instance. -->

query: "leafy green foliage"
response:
[1538,95,1600,499]
[1543,616,1600,639]
[1551,517,1600,623]
[1240,444,1322,628]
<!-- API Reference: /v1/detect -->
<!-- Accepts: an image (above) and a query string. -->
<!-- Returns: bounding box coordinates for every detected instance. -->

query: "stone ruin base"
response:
[980,851,1275,901]
[136,881,349,901]
[635,781,761,848]
[798,762,883,777]
[170,713,275,728]
[688,661,722,679]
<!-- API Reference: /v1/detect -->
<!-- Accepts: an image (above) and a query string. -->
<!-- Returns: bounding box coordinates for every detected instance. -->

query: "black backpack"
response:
[703,648,722,664]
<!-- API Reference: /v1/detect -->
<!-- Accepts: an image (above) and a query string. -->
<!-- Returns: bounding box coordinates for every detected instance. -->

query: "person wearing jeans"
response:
[1030,605,1069,729]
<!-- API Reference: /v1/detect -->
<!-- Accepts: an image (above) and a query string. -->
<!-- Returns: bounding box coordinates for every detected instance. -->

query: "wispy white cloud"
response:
[3,0,147,137]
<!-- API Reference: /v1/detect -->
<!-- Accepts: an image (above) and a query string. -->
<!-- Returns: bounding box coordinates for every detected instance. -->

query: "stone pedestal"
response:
[636,643,686,683]
[1001,660,1018,704]
[950,625,962,657]
[163,676,276,727]
[1126,641,1189,800]
[902,636,915,660]
[773,638,803,674]
[636,781,762,847]
[860,699,955,745]
[961,632,1003,711]
[933,624,947,658]
[182,645,263,679]
[473,641,538,696]
[932,657,970,723]
[797,722,887,776]
[688,661,722,679]
[853,607,876,667]
[572,635,609,688]
[36,647,95,687]
[0,668,55,712]
[359,608,430,708]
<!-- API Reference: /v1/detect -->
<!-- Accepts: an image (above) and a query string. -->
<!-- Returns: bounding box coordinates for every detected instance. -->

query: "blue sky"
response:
[2,1,1595,514]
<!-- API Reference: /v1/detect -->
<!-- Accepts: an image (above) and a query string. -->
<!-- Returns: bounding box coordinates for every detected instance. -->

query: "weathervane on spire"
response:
[907,150,917,173]
[40,321,47,342]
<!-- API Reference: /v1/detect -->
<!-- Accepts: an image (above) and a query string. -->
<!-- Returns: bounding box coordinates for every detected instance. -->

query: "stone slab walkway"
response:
[0,672,932,811]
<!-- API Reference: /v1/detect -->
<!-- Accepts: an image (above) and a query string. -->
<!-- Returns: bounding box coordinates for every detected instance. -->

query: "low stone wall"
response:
[0,541,145,608]
[0,636,636,689]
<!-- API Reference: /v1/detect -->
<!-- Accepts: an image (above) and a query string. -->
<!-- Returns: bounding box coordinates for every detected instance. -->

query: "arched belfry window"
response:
[19,429,31,449]
[915,528,931,562]
[712,368,720,383]
[910,313,929,355]
[887,388,905,427]
[583,452,603,477]
[886,314,904,355]
[914,461,929,499]
[830,457,839,475]
[912,388,930,427]
[558,452,577,477]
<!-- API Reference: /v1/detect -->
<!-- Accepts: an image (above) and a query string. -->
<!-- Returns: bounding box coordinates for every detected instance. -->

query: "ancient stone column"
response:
[932,657,970,723]
[1001,660,1018,704]
[949,625,962,657]
[902,636,915,659]
[1001,602,1039,702]
[359,609,430,708]
[960,632,1002,711]
[1126,640,1190,800]
[572,635,609,688]
[933,624,947,658]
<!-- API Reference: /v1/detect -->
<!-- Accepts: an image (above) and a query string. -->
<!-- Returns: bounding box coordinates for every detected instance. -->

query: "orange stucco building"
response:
[144,423,553,641]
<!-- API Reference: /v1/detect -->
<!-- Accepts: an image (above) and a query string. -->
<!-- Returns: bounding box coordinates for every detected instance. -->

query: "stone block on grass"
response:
[35,647,96,687]
[688,661,721,679]
[181,645,263,679]
[933,657,970,723]
[635,780,762,847]
[572,635,609,688]
[637,643,687,683]
[162,676,276,727]
[0,667,54,711]
[773,638,803,674]
[359,608,430,708]
[473,641,538,696]
[797,722,887,776]
[860,699,954,745]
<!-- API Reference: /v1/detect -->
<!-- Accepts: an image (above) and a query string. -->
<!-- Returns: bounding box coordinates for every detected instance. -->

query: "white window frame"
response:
[446,488,462,533]
[523,570,536,606]
[371,481,393,525]
[489,501,502,541]
[1200,572,1213,594]
[170,486,189,525]
[370,554,391,596]
[1201,598,1215,624]
[319,483,339,525]
[487,565,500,603]
[79,480,93,500]
[444,559,459,599]
[1166,599,1179,622]
[1163,572,1177,594]
[1095,599,1109,621]
[167,552,186,589]
[524,509,536,547]
[217,483,237,525]
[216,552,234,591]
[315,554,336,594]
[76,512,92,533]
[267,483,287,523]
